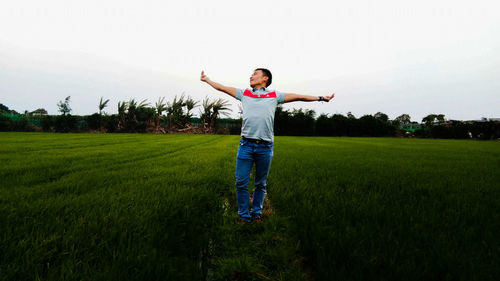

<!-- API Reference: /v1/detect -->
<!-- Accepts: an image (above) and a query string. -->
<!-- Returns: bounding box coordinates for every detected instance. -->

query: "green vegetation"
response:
[4,100,500,139]
[1,133,499,280]
[270,137,500,280]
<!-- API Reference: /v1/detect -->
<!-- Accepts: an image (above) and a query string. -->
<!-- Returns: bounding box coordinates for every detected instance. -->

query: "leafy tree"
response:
[394,114,411,125]
[421,114,446,137]
[374,112,389,122]
[422,114,437,126]
[274,106,291,136]
[436,114,445,124]
[290,108,316,136]
[358,115,395,137]
[0,104,19,115]
[471,120,500,140]
[0,103,9,113]
[316,114,331,136]
[331,114,350,136]
[54,96,76,132]
[275,107,316,136]
[57,96,72,116]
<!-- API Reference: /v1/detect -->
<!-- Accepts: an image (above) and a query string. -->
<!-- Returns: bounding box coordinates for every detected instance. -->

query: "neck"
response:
[252,83,266,89]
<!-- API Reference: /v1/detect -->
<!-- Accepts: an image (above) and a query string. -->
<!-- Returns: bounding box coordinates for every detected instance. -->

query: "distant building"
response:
[29,108,48,116]
[465,118,500,123]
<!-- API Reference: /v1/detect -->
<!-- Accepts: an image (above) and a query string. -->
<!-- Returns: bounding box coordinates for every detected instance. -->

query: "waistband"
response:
[241,136,272,144]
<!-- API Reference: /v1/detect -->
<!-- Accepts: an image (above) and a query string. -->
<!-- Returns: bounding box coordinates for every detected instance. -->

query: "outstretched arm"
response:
[284,92,335,103]
[200,71,237,99]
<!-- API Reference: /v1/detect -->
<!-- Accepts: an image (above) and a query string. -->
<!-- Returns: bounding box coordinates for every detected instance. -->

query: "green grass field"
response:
[1,133,499,280]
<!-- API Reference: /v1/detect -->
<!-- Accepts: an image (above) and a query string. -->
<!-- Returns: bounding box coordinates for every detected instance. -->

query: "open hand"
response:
[200,71,209,83]
[322,93,335,102]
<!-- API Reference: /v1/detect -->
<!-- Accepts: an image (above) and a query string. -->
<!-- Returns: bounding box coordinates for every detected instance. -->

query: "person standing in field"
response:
[201,68,334,223]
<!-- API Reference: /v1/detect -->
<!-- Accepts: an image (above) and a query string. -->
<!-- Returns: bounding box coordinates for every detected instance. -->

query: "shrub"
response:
[104,115,119,133]
[86,113,101,130]
[0,114,11,131]
[10,115,36,132]
[55,115,77,132]
[40,115,54,132]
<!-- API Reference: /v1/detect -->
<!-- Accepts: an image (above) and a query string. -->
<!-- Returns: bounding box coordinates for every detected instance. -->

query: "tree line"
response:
[1,98,499,140]
[275,108,500,140]
[0,95,233,134]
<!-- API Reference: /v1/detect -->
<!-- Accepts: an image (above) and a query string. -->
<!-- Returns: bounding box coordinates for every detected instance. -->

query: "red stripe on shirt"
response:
[243,89,276,98]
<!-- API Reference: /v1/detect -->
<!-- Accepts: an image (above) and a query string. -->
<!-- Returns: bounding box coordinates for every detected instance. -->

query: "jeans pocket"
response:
[237,143,252,160]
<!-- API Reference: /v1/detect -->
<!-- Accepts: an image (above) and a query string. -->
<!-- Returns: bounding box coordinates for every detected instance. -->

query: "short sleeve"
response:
[276,90,286,104]
[235,88,244,101]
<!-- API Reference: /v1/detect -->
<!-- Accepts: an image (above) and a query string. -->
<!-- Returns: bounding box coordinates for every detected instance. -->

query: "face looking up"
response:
[249,70,268,88]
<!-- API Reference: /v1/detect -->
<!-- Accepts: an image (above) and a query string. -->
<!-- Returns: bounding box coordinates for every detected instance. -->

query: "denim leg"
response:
[251,143,273,217]
[235,140,253,220]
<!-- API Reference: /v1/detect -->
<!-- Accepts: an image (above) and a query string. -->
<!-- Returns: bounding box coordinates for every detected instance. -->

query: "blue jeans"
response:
[235,138,273,221]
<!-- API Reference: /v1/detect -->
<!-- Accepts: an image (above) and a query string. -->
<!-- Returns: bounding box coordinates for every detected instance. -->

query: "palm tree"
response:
[166,94,184,129]
[117,101,128,130]
[211,98,231,119]
[98,97,110,115]
[138,99,150,108]
[200,97,213,130]
[184,96,199,126]
[125,99,149,132]
[96,97,110,129]
[200,97,232,132]
[155,97,167,129]
[165,94,199,129]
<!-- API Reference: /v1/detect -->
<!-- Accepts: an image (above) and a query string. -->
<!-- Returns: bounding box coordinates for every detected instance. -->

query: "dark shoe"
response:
[237,217,251,224]
[252,215,263,224]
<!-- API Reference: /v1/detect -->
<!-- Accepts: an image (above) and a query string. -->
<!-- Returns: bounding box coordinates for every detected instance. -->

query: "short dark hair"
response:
[255,68,272,87]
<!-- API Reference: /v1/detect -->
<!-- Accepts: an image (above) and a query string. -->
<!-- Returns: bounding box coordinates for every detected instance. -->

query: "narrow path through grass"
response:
[208,192,311,281]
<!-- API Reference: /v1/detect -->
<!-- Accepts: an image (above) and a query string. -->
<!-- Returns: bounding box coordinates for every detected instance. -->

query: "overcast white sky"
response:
[1,0,499,121]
